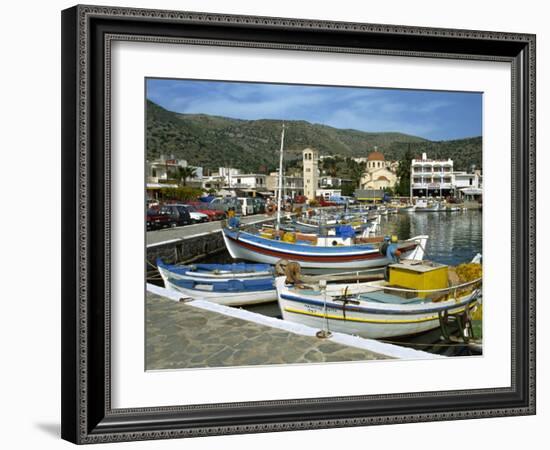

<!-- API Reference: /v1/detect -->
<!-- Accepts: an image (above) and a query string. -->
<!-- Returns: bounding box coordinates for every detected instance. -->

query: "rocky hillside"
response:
[146,100,481,172]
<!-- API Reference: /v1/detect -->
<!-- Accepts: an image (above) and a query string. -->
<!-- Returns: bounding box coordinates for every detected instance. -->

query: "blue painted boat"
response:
[222,227,428,271]
[156,259,276,305]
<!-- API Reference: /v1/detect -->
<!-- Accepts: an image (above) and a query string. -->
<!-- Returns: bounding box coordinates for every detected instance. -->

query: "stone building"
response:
[303,148,319,201]
[360,150,398,190]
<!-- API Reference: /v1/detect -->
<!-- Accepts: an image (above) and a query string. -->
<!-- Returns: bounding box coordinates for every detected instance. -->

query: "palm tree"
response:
[173,166,197,186]
[322,158,338,177]
[349,162,366,188]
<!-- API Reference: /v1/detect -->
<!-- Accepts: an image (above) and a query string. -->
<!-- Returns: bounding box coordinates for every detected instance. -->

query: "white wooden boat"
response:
[156,259,276,305]
[275,266,482,338]
[222,226,428,271]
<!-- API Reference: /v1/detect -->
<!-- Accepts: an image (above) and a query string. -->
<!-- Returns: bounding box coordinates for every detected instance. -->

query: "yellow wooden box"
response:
[388,262,448,297]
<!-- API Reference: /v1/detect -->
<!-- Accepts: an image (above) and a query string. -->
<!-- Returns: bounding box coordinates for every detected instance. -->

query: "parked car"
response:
[252,197,266,214]
[181,204,209,223]
[237,197,255,216]
[186,201,225,221]
[158,204,192,227]
[146,208,172,231]
[317,197,338,207]
[209,197,241,214]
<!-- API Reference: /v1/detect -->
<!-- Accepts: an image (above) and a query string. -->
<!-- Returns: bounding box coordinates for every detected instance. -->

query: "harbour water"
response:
[378,209,482,266]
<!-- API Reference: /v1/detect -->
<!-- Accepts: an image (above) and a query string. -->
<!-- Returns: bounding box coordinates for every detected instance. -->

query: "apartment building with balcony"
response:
[410,152,454,197]
[229,174,268,189]
[266,172,304,198]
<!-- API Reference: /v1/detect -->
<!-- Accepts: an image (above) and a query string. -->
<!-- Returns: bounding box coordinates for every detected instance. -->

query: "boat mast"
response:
[276,124,285,230]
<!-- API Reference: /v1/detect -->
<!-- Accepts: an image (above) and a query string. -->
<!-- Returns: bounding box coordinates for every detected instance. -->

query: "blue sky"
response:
[146,78,482,141]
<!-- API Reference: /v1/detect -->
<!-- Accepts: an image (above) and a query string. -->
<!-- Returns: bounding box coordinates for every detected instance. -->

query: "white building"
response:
[360,150,398,190]
[320,176,342,188]
[146,155,203,186]
[316,188,342,200]
[229,174,268,189]
[266,172,304,198]
[200,175,226,191]
[216,167,241,186]
[453,171,482,190]
[146,155,188,183]
[303,148,319,201]
[411,153,454,197]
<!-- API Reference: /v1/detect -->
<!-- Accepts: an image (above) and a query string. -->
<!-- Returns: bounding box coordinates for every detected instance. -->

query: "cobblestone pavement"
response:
[146,293,391,370]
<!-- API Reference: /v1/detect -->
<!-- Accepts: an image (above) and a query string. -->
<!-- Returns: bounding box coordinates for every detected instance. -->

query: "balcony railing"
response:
[411,183,454,189]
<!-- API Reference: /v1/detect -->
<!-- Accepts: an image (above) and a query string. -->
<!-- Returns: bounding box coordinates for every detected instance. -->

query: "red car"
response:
[317,197,338,207]
[186,201,226,221]
[146,208,173,230]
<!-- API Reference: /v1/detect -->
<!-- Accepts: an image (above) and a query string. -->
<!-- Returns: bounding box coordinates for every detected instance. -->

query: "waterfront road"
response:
[147,213,275,247]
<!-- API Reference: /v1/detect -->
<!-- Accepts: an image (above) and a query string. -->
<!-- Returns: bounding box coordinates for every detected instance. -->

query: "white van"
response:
[237,197,254,216]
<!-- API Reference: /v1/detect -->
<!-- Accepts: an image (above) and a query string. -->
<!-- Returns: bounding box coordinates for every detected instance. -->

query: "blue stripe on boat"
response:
[157,258,272,275]
[223,228,377,255]
[169,276,274,292]
[280,292,477,315]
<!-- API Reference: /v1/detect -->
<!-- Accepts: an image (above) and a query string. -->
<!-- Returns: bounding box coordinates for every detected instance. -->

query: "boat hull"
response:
[222,228,427,270]
[156,260,273,281]
[157,260,276,306]
[161,277,277,306]
[275,278,480,339]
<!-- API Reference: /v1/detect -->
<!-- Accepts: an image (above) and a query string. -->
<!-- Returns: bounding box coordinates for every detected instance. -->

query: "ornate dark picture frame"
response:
[61,4,536,444]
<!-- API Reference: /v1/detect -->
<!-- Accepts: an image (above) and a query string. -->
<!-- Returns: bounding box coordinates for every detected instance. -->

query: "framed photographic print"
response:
[61,4,536,444]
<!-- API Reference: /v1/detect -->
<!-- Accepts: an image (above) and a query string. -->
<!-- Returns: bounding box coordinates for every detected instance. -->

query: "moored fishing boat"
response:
[415,201,445,212]
[399,205,416,213]
[156,259,276,305]
[222,224,428,271]
[275,260,482,338]
[294,213,380,236]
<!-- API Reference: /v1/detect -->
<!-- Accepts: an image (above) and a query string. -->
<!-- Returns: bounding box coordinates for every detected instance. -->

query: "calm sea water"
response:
[378,210,482,266]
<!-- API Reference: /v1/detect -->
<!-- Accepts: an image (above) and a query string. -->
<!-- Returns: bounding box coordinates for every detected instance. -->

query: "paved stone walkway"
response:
[146,293,390,370]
